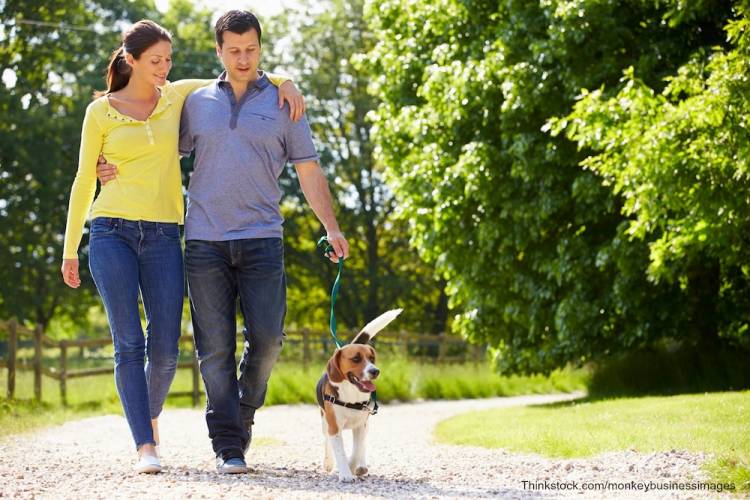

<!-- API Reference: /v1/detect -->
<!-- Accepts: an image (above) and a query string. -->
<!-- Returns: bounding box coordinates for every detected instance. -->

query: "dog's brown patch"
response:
[322,379,341,435]
[323,403,339,435]
[326,349,345,383]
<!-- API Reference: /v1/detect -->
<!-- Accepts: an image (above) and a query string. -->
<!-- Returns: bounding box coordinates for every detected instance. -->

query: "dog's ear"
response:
[326,349,345,383]
[352,308,403,344]
[351,332,371,345]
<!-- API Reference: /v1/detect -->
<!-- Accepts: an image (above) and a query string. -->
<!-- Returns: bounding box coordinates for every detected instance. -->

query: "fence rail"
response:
[0,318,484,406]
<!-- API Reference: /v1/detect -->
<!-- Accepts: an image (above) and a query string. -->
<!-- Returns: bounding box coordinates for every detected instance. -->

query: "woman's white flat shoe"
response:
[134,454,162,474]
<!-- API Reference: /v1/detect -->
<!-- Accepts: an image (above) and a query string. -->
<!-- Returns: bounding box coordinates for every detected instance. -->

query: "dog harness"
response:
[316,374,379,414]
[324,394,375,413]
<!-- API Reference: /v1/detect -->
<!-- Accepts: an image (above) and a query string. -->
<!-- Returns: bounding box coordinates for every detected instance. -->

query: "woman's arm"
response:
[172,75,306,121]
[267,73,306,121]
[61,102,104,286]
[170,79,215,98]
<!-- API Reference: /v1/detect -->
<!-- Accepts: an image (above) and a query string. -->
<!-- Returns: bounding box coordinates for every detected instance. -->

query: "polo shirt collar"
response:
[217,70,270,91]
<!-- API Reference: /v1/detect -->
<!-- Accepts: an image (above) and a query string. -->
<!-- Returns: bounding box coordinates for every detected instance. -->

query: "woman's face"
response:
[126,40,172,87]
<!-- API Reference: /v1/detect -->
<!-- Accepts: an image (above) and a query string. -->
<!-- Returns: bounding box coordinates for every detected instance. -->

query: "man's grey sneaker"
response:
[216,456,248,474]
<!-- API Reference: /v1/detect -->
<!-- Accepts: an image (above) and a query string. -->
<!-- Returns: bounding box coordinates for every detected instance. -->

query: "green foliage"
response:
[0,0,155,330]
[159,0,223,187]
[159,0,219,82]
[0,0,447,339]
[364,0,740,373]
[0,1,223,336]
[558,5,750,349]
[264,0,449,333]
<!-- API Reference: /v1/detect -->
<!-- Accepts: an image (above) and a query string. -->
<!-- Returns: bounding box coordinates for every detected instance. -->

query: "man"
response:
[98,10,349,474]
[183,9,348,474]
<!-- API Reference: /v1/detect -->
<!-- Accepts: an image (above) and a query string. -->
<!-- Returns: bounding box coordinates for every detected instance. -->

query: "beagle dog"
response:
[316,308,402,482]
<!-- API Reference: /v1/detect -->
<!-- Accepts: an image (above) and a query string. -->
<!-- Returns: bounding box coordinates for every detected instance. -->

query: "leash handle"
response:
[318,236,345,349]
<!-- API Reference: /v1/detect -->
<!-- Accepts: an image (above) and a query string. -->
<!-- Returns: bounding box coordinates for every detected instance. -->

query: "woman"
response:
[60,20,302,473]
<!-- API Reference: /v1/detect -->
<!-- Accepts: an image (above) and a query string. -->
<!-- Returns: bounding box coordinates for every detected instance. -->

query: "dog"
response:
[316,308,402,482]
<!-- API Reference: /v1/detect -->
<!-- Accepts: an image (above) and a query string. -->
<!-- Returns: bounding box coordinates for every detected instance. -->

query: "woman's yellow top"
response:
[63,75,289,259]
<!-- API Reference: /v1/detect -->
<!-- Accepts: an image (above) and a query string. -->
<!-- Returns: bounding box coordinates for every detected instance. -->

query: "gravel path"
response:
[0,392,725,499]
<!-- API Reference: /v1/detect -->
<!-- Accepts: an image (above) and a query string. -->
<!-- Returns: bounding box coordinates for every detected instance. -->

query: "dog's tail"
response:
[351,308,403,344]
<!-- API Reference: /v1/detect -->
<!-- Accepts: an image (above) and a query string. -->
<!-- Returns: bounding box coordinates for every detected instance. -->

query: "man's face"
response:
[216,29,261,85]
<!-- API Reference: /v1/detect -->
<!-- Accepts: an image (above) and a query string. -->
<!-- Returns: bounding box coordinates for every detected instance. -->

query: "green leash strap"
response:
[317,236,345,349]
[317,235,379,414]
[370,390,379,415]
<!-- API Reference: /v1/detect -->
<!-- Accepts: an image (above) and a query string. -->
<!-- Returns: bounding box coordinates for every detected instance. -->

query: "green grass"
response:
[265,359,588,404]
[435,391,750,490]
[0,359,586,437]
[0,398,105,438]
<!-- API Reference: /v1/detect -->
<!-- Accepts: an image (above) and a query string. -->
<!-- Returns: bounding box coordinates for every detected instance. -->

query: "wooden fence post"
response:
[60,341,68,406]
[7,318,17,399]
[191,343,200,407]
[437,331,447,362]
[33,324,43,402]
[302,328,310,370]
[473,343,484,364]
[400,330,409,358]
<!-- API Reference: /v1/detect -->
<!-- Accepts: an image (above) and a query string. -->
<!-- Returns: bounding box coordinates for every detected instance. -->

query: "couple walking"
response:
[61,10,349,474]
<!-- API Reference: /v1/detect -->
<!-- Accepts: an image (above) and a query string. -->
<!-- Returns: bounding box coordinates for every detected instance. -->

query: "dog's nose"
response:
[368,367,380,379]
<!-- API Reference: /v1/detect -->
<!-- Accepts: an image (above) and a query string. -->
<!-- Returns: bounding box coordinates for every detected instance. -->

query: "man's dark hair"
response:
[215,10,262,47]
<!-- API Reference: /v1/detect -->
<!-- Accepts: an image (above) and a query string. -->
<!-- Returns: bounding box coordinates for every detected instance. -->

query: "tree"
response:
[264,0,449,334]
[0,0,155,332]
[556,6,750,350]
[364,0,735,373]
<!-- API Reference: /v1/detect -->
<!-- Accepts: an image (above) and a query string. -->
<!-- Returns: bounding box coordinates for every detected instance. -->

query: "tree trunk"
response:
[688,258,721,350]
[432,280,449,334]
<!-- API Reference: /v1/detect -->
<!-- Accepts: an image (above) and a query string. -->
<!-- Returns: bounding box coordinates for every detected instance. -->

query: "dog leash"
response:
[317,236,345,349]
[318,236,379,415]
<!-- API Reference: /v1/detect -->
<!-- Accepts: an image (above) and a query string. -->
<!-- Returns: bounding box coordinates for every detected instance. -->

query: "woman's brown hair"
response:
[96,20,172,97]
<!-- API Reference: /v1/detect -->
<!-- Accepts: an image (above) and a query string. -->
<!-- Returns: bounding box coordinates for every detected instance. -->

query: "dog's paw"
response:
[338,472,356,483]
[354,466,368,477]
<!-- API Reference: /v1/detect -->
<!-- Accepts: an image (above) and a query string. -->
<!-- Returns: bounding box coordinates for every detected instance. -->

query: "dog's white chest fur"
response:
[329,380,371,427]
[331,402,371,430]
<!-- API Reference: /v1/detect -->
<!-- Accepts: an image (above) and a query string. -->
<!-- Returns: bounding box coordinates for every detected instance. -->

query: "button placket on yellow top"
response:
[144,118,155,145]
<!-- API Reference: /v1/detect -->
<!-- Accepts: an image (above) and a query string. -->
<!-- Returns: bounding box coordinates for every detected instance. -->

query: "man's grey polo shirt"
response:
[179,71,319,241]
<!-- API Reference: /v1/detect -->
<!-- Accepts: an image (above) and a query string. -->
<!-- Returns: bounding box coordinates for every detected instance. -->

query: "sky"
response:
[1,1,304,89]
[154,0,299,20]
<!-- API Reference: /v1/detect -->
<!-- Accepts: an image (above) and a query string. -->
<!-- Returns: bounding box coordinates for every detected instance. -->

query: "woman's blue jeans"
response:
[88,217,183,449]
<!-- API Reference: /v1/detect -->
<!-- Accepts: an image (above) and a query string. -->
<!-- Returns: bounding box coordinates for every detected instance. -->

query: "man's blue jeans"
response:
[88,217,183,449]
[185,238,286,458]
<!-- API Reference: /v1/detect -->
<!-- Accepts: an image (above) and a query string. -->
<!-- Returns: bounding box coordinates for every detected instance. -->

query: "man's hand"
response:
[295,161,347,261]
[61,258,81,288]
[278,80,306,122]
[97,154,118,185]
[325,229,349,263]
